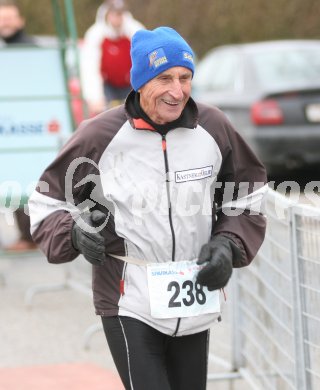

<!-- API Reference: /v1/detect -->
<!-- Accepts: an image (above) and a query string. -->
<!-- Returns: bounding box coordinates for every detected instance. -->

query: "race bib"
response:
[147,260,220,319]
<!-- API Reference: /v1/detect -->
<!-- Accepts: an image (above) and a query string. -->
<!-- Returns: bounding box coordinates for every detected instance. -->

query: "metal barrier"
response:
[23,254,103,349]
[211,189,320,389]
[24,256,92,307]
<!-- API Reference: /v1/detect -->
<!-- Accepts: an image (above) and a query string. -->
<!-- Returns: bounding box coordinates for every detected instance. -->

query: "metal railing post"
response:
[64,0,89,121]
[231,269,243,371]
[289,207,308,390]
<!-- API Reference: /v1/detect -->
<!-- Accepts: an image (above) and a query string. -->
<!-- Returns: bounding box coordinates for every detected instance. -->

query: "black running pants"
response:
[101,316,209,390]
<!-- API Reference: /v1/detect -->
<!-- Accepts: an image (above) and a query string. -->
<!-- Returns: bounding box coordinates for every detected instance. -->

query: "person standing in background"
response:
[80,0,144,115]
[0,0,36,251]
[0,0,35,45]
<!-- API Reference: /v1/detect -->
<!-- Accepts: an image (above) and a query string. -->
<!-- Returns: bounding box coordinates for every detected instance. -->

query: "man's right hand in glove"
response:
[71,210,108,266]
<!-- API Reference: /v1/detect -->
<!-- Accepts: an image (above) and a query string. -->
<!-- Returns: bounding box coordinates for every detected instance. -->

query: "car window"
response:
[250,48,320,88]
[193,50,239,92]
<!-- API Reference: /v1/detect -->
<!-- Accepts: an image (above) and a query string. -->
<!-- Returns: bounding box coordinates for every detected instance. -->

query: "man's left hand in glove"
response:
[196,235,242,291]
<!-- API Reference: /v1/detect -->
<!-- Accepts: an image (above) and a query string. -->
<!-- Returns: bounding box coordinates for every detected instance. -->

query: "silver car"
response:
[192,40,320,175]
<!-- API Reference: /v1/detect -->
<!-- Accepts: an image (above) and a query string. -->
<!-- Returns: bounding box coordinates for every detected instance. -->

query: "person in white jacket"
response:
[81,0,144,114]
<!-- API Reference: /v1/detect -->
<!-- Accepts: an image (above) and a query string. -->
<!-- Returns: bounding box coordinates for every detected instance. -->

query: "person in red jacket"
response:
[80,0,144,115]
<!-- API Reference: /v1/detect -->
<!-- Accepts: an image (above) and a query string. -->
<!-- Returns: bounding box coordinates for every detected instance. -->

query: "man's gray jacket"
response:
[29,91,268,336]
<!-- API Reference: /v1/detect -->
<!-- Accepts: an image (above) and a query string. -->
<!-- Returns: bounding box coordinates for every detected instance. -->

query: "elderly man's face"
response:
[0,5,25,39]
[139,66,192,125]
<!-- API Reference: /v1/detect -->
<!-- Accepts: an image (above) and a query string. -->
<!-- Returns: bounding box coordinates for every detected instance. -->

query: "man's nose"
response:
[170,79,184,99]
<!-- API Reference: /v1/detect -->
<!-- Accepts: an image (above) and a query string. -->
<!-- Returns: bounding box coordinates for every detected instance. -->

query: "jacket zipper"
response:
[161,134,181,336]
[161,134,176,262]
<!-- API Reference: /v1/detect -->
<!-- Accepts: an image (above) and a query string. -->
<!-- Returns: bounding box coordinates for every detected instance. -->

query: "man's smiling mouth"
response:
[163,100,180,106]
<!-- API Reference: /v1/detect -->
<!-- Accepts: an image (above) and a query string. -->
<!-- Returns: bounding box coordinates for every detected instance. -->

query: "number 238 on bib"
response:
[147,260,221,319]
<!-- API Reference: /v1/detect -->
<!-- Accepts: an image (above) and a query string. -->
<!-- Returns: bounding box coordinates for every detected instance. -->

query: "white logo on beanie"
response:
[183,51,194,63]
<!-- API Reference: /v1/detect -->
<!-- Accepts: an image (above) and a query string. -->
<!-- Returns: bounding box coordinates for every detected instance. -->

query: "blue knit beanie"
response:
[130,27,195,91]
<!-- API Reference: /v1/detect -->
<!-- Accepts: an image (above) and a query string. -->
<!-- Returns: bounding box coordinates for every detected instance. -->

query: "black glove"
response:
[196,235,240,291]
[71,210,107,266]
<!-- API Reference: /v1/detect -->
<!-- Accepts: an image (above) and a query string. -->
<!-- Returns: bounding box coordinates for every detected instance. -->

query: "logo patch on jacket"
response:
[175,166,213,183]
[148,48,168,69]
